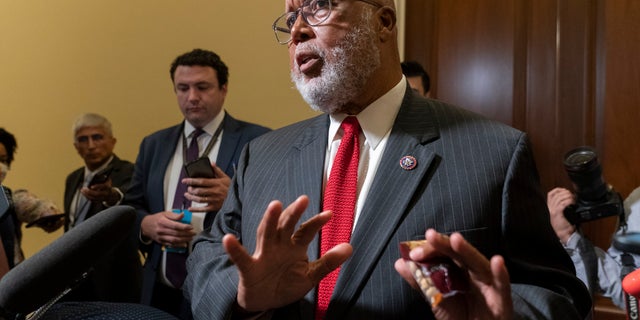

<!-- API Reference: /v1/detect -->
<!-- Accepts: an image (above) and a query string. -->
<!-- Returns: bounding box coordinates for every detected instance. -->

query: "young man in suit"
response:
[125,48,270,318]
[185,1,591,319]
[63,113,141,303]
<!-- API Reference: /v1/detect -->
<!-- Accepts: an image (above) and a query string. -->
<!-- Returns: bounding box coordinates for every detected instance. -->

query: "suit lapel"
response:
[64,169,85,230]
[66,170,84,211]
[328,90,440,317]
[289,115,329,247]
[216,114,241,175]
[286,115,329,315]
[149,124,182,213]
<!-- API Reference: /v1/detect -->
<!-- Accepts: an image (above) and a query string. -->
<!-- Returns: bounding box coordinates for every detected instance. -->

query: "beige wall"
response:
[0,1,320,257]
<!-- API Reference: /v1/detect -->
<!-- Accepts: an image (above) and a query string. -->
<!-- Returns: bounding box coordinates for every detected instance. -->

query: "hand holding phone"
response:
[89,167,113,187]
[184,157,216,178]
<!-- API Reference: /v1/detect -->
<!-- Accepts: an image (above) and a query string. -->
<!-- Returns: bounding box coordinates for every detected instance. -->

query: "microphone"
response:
[0,205,136,315]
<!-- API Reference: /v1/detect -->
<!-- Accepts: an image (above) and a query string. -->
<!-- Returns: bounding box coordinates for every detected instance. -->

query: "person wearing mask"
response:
[62,113,141,303]
[184,1,590,319]
[0,128,62,270]
[125,48,270,318]
[0,128,23,270]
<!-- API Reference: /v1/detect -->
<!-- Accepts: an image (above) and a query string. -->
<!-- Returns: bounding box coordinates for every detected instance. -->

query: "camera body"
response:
[563,188,624,225]
[562,146,625,225]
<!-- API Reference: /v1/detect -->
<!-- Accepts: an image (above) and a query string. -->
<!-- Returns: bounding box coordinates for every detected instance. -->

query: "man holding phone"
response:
[62,112,141,303]
[124,48,270,318]
[64,113,133,230]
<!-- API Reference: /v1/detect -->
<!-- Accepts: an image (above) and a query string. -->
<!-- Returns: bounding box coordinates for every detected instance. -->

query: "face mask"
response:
[0,162,8,184]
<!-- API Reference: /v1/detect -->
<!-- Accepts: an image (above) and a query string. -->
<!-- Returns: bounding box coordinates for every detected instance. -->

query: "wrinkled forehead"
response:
[75,126,109,137]
[285,0,332,10]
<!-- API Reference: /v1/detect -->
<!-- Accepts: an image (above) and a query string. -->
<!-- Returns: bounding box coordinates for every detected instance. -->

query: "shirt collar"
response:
[84,155,114,178]
[183,110,226,137]
[328,77,406,150]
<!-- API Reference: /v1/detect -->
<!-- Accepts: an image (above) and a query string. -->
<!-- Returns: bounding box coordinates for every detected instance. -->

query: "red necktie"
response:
[316,116,361,319]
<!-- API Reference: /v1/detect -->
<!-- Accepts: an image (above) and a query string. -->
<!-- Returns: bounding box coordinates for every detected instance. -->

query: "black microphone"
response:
[0,205,136,315]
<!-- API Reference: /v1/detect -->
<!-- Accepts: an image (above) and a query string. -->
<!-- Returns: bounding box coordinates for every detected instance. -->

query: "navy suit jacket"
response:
[125,112,270,305]
[62,154,141,303]
[185,89,591,319]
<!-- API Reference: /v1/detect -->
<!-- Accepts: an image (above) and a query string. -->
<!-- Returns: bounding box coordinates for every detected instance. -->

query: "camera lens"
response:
[563,146,608,203]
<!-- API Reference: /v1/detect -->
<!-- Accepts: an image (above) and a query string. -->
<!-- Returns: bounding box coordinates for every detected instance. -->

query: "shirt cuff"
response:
[564,231,582,250]
[139,230,153,245]
[102,187,124,207]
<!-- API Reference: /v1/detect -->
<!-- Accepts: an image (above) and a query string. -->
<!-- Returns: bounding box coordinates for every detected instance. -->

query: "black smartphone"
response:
[89,167,113,187]
[184,157,216,178]
[25,213,65,228]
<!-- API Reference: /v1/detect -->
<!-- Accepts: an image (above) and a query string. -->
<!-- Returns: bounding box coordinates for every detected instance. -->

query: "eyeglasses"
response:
[272,0,382,44]
[76,133,105,145]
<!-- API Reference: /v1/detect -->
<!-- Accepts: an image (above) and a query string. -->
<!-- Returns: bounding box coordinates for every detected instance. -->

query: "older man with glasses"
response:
[61,112,142,303]
[185,1,591,319]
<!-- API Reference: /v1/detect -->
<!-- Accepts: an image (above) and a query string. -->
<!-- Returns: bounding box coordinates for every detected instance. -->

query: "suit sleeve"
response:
[184,143,250,320]
[503,134,592,319]
[124,137,154,253]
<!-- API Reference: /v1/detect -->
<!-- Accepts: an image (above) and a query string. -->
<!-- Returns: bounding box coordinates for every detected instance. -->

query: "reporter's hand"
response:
[81,179,120,205]
[394,229,512,320]
[546,187,576,243]
[34,200,64,233]
[182,164,231,212]
[140,211,196,247]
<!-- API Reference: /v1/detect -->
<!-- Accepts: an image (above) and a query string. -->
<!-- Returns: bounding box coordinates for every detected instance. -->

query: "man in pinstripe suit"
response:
[185,0,591,319]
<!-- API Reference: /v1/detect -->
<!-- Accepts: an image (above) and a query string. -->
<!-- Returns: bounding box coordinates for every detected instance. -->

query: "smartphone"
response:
[89,167,113,186]
[184,157,215,178]
[613,232,640,254]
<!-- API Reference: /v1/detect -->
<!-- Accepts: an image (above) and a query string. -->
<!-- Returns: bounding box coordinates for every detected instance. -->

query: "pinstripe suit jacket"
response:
[185,89,591,319]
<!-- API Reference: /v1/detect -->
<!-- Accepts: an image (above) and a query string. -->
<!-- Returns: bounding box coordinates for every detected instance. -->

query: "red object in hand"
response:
[399,240,468,307]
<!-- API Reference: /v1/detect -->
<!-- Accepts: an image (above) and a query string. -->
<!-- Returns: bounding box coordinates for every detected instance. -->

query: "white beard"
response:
[291,11,381,114]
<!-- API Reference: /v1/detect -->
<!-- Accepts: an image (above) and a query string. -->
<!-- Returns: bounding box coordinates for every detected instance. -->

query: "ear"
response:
[377,6,397,42]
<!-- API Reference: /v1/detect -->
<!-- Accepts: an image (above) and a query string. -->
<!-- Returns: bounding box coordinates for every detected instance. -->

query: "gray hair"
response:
[72,113,113,138]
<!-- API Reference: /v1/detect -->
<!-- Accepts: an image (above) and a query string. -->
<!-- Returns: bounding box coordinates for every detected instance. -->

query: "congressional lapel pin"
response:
[399,155,417,171]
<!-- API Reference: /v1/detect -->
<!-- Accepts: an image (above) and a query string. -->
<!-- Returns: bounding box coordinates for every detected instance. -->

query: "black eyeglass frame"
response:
[272,0,383,45]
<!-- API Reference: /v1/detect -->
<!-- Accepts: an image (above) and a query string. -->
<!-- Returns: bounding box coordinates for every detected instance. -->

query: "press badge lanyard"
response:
[181,120,225,164]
